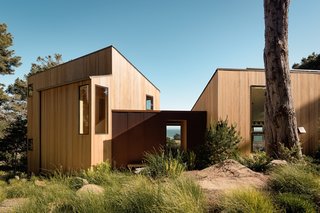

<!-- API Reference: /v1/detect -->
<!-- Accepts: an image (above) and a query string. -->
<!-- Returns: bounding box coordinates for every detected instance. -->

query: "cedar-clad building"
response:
[192,68,320,155]
[27,46,161,173]
[27,46,206,173]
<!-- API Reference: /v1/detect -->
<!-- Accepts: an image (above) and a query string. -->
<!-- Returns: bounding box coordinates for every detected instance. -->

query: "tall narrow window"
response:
[79,85,89,134]
[28,84,33,97]
[95,86,108,134]
[146,95,154,110]
[251,86,266,151]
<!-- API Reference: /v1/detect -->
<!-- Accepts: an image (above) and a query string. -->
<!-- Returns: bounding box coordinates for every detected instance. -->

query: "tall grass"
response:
[0,186,5,203]
[143,150,186,179]
[159,177,206,213]
[267,164,320,202]
[220,188,276,213]
[275,193,317,213]
[8,161,205,213]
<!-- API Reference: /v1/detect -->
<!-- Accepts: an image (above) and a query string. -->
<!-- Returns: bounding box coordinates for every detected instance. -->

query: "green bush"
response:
[142,149,185,179]
[278,143,303,163]
[80,161,112,185]
[267,164,320,203]
[196,119,241,169]
[275,193,317,213]
[220,188,275,213]
[238,151,272,172]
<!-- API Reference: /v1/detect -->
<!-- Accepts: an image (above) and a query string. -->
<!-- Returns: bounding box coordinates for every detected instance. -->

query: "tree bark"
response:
[263,0,302,158]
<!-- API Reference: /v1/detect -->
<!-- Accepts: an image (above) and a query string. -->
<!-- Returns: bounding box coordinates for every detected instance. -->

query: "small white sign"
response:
[298,127,306,134]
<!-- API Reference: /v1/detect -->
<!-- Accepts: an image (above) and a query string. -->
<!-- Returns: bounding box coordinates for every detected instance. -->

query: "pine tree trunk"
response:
[264,0,302,158]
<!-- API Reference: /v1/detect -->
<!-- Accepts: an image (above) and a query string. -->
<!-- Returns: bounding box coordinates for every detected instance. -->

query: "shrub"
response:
[275,193,317,213]
[142,150,185,179]
[196,119,241,168]
[278,143,303,163]
[238,151,272,172]
[220,188,275,213]
[267,164,320,203]
[81,161,112,185]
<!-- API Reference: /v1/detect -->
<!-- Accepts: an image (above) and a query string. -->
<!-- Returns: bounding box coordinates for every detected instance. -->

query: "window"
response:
[166,124,181,150]
[79,85,89,134]
[146,95,154,110]
[28,84,33,97]
[166,120,187,151]
[251,86,266,151]
[95,86,108,134]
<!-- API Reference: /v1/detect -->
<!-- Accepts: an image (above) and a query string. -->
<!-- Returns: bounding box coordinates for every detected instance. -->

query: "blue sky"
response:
[2,0,320,110]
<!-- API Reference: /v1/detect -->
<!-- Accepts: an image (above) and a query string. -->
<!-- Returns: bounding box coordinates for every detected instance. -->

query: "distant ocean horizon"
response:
[166,129,180,138]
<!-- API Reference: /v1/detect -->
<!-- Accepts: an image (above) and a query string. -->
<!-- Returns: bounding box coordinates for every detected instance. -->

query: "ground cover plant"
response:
[0,161,206,213]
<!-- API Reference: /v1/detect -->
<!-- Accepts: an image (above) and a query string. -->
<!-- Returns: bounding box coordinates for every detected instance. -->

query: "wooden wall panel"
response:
[28,47,112,91]
[193,68,320,155]
[112,111,206,167]
[40,81,91,171]
[28,46,161,172]
[192,71,218,126]
[111,48,160,111]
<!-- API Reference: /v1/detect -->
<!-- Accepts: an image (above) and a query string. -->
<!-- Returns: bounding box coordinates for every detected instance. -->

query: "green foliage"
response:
[143,149,186,179]
[293,52,320,70]
[0,187,6,203]
[0,116,27,172]
[275,193,317,213]
[6,77,27,101]
[238,151,272,172]
[220,188,275,213]
[14,170,205,213]
[80,161,112,185]
[159,177,206,213]
[109,175,160,213]
[0,23,21,75]
[28,54,63,76]
[278,143,303,162]
[184,151,196,170]
[267,164,320,203]
[196,119,241,168]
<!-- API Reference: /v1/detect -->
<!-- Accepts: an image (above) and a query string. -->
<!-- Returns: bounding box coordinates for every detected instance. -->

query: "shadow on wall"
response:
[110,111,207,168]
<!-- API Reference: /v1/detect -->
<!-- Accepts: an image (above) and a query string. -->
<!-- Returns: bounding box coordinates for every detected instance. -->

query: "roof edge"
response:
[111,46,160,92]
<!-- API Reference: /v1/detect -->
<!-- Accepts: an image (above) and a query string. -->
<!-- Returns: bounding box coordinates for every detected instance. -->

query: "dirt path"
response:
[184,160,268,206]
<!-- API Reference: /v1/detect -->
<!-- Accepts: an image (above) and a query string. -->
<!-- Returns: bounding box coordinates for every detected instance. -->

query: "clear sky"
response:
[2,0,320,110]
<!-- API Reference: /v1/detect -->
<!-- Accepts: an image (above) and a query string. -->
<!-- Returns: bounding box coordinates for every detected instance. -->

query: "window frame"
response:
[79,84,90,135]
[146,95,154,110]
[95,85,109,134]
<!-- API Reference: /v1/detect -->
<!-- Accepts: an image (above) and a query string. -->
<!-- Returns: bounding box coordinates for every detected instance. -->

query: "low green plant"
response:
[159,177,206,213]
[238,151,272,172]
[110,175,160,213]
[5,179,40,198]
[80,161,112,185]
[220,188,275,213]
[17,182,76,212]
[184,151,196,170]
[196,119,241,169]
[275,193,317,213]
[278,143,303,163]
[0,187,6,203]
[143,149,185,179]
[267,164,320,203]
